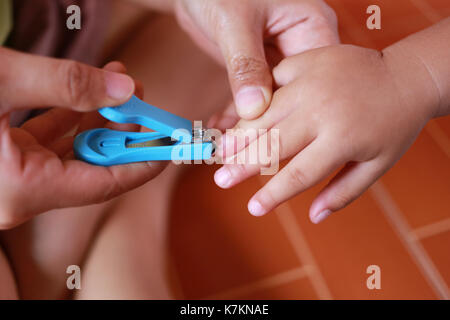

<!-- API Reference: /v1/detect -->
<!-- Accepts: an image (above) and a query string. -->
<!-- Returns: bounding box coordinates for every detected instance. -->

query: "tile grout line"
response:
[370,181,450,299]
[413,218,450,241]
[425,122,450,159]
[202,266,311,300]
[273,202,333,300]
[409,0,443,23]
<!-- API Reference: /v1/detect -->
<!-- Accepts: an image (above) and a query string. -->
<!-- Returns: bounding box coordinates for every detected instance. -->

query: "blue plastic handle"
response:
[99,95,192,138]
[73,96,213,166]
[74,128,213,166]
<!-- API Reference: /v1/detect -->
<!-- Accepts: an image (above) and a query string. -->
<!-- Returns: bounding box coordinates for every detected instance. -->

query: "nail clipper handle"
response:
[99,95,192,138]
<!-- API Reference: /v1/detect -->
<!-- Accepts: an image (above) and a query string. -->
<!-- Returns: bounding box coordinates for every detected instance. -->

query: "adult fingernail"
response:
[215,167,232,188]
[236,86,268,118]
[105,71,134,101]
[248,199,266,216]
[311,209,332,224]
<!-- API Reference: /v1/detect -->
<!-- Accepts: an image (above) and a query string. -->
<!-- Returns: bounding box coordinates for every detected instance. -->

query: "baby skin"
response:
[215,18,450,224]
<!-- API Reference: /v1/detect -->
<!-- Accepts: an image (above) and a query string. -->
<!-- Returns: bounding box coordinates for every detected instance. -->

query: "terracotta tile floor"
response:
[422,231,450,288]
[168,0,450,299]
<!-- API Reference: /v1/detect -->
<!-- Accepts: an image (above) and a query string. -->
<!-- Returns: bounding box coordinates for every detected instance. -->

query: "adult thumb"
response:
[217,20,272,120]
[0,48,135,114]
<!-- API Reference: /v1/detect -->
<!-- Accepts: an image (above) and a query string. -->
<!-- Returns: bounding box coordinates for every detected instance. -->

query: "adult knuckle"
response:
[62,61,91,109]
[229,54,267,82]
[102,169,129,202]
[100,181,120,203]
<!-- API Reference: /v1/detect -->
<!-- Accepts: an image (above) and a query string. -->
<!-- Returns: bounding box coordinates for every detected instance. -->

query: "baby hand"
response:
[214,45,440,223]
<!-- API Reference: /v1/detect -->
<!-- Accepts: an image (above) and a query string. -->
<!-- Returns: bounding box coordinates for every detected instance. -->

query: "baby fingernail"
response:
[311,209,332,224]
[248,199,265,216]
[236,86,268,117]
[215,167,232,188]
[105,72,134,101]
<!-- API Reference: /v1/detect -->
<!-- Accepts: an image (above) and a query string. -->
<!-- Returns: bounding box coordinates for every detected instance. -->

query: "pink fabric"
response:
[7,0,110,126]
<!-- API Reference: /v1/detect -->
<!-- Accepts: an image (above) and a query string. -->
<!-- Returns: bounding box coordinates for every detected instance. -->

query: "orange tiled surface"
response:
[168,0,450,299]
[422,231,450,288]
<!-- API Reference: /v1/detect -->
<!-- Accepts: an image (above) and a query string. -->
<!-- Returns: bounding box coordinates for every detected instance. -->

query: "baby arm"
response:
[383,17,450,118]
[214,17,450,223]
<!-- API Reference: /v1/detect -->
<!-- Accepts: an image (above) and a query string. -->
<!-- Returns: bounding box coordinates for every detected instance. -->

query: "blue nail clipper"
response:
[74,95,214,166]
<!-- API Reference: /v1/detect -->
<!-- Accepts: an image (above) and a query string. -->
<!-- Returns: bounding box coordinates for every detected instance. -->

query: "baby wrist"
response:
[383,18,450,118]
[381,43,441,122]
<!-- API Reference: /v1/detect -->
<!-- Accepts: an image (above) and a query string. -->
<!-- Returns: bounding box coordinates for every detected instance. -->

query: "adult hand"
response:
[0,48,165,229]
[174,0,339,124]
